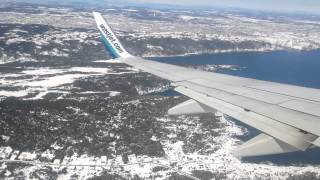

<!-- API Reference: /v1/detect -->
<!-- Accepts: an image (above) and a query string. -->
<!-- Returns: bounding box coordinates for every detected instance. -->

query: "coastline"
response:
[142,48,320,58]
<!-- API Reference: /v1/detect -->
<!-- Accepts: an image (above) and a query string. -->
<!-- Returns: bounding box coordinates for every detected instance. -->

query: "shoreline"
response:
[142,48,320,58]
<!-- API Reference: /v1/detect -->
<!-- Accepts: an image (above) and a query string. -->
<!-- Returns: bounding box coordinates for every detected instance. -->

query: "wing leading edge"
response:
[93,12,320,157]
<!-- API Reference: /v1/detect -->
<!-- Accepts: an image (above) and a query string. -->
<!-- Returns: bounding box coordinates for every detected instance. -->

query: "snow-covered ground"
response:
[1,6,320,58]
[0,64,137,99]
[1,113,319,179]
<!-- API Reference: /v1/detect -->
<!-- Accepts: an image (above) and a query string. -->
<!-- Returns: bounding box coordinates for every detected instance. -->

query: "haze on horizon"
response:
[6,0,320,15]
[125,0,320,14]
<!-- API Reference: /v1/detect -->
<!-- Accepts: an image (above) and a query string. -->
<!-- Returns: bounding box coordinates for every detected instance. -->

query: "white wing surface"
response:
[93,12,320,157]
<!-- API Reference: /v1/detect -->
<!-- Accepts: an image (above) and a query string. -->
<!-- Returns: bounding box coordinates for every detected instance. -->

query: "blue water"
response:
[151,50,320,89]
[150,50,320,164]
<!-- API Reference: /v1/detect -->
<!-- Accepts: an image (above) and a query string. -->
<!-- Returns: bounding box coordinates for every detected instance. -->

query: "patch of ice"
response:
[11,28,28,34]
[6,37,27,45]
[179,15,198,21]
[25,90,70,100]
[39,48,69,57]
[29,91,49,100]
[124,99,141,105]
[125,9,138,12]
[19,152,37,161]
[146,44,164,50]
[0,90,29,97]
[109,91,121,97]
[78,91,104,94]
[23,74,89,88]
[66,106,81,113]
[69,67,110,74]
[22,68,65,75]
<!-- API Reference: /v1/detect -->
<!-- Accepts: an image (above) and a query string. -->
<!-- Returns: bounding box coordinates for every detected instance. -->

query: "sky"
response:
[121,0,320,14]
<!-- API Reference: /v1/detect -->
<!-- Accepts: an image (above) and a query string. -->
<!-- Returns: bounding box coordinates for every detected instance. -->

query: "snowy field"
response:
[0,64,137,100]
[0,4,320,59]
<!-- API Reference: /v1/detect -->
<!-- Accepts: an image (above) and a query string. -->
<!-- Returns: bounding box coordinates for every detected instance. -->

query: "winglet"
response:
[93,12,132,59]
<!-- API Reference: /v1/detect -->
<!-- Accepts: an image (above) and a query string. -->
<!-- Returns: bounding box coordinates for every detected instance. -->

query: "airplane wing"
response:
[93,12,320,157]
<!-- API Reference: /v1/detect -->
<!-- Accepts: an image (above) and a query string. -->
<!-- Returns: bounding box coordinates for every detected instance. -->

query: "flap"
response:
[168,99,213,116]
[234,133,299,157]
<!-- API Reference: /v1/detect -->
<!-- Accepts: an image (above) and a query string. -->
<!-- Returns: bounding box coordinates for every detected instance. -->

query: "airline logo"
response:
[100,24,124,54]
